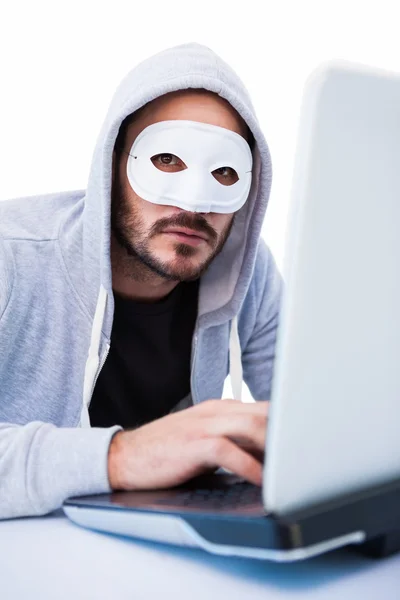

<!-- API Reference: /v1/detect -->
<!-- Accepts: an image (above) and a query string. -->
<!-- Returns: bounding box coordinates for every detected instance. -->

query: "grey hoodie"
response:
[0,42,282,519]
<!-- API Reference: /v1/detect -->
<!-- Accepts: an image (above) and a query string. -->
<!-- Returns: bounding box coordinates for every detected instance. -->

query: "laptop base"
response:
[355,529,400,558]
[64,474,400,562]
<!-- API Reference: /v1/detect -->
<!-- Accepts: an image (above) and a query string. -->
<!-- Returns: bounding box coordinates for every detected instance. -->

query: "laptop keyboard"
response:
[156,481,262,510]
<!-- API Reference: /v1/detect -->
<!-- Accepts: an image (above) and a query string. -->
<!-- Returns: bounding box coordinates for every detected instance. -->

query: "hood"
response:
[83,42,273,333]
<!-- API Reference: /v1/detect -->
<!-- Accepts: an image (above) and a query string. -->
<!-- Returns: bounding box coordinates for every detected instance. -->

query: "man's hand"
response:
[108,399,268,491]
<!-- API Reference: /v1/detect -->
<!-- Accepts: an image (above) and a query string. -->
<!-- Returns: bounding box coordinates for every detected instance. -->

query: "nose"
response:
[171,207,208,217]
[175,169,211,210]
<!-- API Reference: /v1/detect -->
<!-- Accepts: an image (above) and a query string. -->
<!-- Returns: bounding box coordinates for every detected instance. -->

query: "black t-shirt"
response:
[89,279,199,429]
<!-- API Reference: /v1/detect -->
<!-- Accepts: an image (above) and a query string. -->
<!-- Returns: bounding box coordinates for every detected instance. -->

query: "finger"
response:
[234,444,265,463]
[196,399,269,417]
[204,413,267,452]
[201,438,263,486]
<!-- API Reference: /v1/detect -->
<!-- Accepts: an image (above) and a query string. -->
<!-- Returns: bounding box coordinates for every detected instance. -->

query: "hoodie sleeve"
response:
[241,240,284,401]
[0,237,122,519]
[0,422,121,519]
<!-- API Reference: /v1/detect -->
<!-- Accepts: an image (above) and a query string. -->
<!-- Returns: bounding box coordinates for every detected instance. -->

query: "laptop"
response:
[63,61,400,562]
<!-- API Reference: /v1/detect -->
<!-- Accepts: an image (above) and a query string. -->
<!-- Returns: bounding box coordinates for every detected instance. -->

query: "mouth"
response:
[161,227,209,246]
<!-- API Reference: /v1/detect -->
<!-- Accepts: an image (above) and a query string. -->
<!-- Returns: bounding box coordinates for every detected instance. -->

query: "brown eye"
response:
[212,166,239,186]
[151,153,187,172]
[160,154,174,164]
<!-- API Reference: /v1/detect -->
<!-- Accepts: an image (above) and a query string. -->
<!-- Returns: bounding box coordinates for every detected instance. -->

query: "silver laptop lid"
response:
[264,61,400,515]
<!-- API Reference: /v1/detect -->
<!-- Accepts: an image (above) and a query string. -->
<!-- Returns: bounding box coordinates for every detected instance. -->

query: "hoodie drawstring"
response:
[80,285,108,427]
[229,316,243,401]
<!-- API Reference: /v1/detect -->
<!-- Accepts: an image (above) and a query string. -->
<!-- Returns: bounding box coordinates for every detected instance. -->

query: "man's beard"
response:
[111,184,235,283]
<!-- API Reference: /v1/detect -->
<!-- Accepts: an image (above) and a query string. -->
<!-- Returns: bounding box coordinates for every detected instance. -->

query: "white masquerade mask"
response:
[126,120,253,214]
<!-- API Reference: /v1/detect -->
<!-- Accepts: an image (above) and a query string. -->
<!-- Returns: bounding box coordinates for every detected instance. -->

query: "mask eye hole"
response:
[211,166,239,186]
[150,153,187,172]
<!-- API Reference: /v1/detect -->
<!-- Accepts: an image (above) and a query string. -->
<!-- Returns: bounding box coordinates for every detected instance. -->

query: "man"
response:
[0,42,282,519]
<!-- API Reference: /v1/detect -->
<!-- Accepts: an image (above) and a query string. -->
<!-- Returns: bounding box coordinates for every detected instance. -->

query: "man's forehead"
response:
[126,90,249,142]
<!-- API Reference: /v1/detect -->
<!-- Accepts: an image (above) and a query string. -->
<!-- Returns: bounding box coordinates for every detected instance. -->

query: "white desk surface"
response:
[1,510,399,600]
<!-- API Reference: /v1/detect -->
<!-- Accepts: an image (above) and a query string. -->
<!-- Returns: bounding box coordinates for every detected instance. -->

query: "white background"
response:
[1,0,400,268]
[1,0,399,400]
